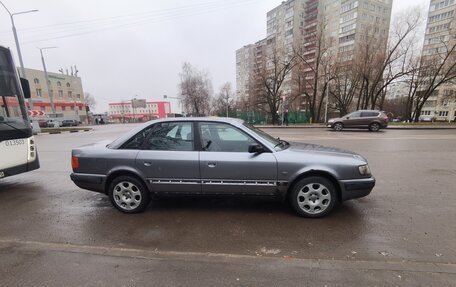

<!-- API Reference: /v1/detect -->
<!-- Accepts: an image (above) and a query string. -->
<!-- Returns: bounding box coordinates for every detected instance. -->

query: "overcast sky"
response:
[0,0,429,113]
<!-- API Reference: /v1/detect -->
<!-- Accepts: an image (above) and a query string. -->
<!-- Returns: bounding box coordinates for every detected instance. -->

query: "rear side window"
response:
[145,122,194,151]
[361,112,379,117]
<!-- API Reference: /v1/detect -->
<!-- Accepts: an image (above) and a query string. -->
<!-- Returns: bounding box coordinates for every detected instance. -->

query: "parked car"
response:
[61,119,79,127]
[71,118,375,218]
[40,119,60,128]
[327,110,389,132]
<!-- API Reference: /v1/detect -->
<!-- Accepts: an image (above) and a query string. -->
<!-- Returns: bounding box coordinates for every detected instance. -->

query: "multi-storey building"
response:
[108,101,171,123]
[235,44,255,101]
[23,68,88,122]
[237,0,393,113]
[420,0,456,122]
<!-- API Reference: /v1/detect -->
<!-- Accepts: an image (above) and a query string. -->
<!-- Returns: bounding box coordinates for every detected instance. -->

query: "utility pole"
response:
[38,47,58,115]
[0,1,38,110]
[325,83,330,123]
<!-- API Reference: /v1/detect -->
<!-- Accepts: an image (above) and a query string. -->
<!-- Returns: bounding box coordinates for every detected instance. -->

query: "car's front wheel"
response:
[109,176,150,213]
[333,122,344,131]
[290,176,337,218]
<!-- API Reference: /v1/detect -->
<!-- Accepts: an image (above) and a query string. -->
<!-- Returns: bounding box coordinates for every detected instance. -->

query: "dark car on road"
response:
[327,110,389,132]
[71,118,375,217]
[61,119,79,127]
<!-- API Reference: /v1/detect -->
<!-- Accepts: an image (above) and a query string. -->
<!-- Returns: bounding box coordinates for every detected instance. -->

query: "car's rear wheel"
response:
[290,176,337,218]
[333,122,344,131]
[109,176,150,213]
[369,122,380,132]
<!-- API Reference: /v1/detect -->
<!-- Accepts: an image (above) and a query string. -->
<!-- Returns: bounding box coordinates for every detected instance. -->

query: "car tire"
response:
[290,176,338,218]
[109,176,150,214]
[369,122,380,132]
[333,122,344,131]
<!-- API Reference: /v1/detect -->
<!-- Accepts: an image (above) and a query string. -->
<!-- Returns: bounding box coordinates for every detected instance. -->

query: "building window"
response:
[68,91,72,98]
[71,106,75,111]
[66,82,71,88]
[34,78,39,84]
[79,106,83,111]
[77,94,81,99]
[36,89,42,97]
[62,106,66,111]
[59,90,63,98]
[40,106,45,111]
[57,81,61,87]
[439,111,449,117]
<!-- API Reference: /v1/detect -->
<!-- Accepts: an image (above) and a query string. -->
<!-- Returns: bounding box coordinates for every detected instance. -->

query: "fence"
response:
[219,111,310,125]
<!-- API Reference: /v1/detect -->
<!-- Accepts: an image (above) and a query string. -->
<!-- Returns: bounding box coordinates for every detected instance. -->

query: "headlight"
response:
[328,119,335,123]
[358,165,371,176]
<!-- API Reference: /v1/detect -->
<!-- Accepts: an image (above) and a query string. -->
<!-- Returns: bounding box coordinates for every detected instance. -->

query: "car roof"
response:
[150,117,244,125]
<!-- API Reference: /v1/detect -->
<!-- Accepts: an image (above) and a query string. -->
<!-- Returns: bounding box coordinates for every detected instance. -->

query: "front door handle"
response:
[207,162,216,168]
[144,162,152,167]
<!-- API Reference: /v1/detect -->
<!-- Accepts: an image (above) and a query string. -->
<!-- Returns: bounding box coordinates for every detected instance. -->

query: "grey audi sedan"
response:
[71,118,375,218]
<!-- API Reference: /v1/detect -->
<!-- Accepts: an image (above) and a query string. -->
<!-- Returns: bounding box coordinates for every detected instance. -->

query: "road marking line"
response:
[1,238,455,274]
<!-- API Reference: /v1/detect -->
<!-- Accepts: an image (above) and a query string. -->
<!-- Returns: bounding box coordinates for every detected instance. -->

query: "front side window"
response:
[146,122,194,151]
[200,122,256,152]
[347,111,361,118]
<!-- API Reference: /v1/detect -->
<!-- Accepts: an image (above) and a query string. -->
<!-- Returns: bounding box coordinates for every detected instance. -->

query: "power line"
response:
[20,0,260,45]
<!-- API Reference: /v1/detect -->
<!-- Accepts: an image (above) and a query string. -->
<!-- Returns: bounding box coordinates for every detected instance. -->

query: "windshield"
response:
[243,122,288,151]
[0,47,31,140]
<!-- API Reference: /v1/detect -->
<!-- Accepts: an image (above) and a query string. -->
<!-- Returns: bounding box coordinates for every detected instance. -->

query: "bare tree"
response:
[254,44,297,125]
[178,62,212,116]
[212,82,237,117]
[412,41,456,122]
[356,7,423,110]
[294,21,334,123]
[84,92,97,111]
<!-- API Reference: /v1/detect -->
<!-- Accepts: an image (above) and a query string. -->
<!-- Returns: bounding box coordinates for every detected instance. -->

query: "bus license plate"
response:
[4,139,25,146]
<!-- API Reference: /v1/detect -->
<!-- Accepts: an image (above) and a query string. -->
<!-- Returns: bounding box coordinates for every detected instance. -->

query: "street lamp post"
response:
[38,46,58,115]
[0,1,38,110]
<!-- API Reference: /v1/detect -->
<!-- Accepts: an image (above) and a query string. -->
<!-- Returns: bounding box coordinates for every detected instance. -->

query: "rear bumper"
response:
[340,177,375,201]
[70,173,106,193]
[0,157,40,179]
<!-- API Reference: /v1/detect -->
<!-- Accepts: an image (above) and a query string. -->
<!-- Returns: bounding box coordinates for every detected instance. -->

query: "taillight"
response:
[71,156,79,170]
[384,117,389,121]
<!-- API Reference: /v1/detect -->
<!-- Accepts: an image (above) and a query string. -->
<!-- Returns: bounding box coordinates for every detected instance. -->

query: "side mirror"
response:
[346,117,350,119]
[20,78,31,99]
[248,143,264,154]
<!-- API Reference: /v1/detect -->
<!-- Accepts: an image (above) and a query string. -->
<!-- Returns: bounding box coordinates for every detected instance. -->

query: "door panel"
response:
[197,122,278,195]
[200,152,277,194]
[135,121,200,194]
[136,150,200,193]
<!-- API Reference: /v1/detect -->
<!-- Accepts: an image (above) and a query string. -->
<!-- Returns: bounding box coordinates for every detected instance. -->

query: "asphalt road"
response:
[1,124,455,286]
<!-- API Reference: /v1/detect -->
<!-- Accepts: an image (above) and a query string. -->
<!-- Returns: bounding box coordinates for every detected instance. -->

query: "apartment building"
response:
[235,44,255,101]
[237,0,393,112]
[24,68,88,122]
[420,0,456,122]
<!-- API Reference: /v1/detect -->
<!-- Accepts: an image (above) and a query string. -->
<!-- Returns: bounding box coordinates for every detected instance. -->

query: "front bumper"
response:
[339,177,375,201]
[70,173,107,193]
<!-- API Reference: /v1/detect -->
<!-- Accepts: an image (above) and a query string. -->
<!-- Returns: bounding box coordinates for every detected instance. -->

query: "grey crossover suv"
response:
[71,118,375,217]
[327,110,389,132]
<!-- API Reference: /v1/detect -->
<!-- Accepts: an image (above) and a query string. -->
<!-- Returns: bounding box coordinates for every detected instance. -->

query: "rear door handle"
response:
[207,162,216,168]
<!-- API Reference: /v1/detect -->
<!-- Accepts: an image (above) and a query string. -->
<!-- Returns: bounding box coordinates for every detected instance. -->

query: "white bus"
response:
[0,46,39,179]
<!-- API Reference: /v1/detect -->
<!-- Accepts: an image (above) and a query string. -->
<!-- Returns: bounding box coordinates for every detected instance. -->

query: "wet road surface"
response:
[1,124,455,286]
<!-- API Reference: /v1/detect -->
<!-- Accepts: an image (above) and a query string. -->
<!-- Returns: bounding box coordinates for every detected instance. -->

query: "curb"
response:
[36,129,92,135]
